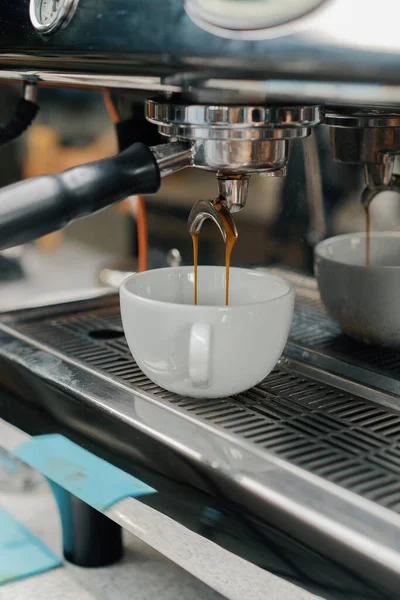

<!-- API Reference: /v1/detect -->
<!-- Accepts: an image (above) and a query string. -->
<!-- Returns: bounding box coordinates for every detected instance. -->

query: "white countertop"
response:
[0,483,226,600]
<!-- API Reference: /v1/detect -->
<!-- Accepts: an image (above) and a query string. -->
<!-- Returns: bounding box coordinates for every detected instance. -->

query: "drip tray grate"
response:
[11,305,400,514]
[289,278,400,381]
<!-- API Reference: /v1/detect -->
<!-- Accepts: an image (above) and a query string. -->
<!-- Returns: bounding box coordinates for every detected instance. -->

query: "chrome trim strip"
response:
[108,498,320,600]
[0,67,399,106]
[284,346,400,407]
[0,70,180,93]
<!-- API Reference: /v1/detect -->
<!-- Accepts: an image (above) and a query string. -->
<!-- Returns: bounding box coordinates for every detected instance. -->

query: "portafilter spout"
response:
[325,108,400,209]
[217,175,250,213]
[187,199,238,242]
[361,164,400,208]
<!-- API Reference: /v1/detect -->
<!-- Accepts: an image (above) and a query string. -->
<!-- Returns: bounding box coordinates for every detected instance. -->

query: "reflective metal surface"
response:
[361,169,400,207]
[325,109,400,129]
[268,269,400,401]
[1,70,400,107]
[187,198,237,240]
[1,293,400,596]
[166,248,182,267]
[23,82,37,103]
[326,110,400,165]
[326,108,400,205]
[303,133,326,245]
[217,175,250,213]
[109,496,321,600]
[146,97,317,174]
[192,138,288,173]
[146,99,321,138]
[1,0,400,107]
[151,141,193,177]
[185,0,327,37]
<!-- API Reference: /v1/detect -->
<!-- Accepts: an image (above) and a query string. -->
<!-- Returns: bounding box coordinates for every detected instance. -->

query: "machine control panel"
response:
[30,0,80,34]
[185,0,326,33]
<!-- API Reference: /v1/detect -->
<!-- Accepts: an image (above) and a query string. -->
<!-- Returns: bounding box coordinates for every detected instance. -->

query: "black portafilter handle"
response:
[0,142,160,251]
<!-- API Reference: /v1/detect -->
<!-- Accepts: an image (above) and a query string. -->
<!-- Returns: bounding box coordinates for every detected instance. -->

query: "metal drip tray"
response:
[2,285,400,596]
[4,302,400,513]
[280,269,400,397]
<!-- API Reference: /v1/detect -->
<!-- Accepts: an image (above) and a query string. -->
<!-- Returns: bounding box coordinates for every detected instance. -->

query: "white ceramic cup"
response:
[120,266,294,398]
[315,231,400,347]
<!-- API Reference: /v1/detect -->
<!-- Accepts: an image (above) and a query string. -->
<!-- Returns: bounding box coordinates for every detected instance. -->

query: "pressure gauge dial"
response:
[30,0,80,35]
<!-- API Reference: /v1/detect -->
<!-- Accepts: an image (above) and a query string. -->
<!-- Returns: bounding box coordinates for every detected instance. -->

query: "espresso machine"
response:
[1,1,400,599]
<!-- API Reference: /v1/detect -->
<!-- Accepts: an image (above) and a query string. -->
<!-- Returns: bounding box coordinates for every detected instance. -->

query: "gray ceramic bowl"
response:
[314,232,400,347]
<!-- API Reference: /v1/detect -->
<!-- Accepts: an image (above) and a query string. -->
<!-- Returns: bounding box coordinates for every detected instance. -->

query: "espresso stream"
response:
[365,205,370,267]
[192,200,237,306]
[192,232,199,305]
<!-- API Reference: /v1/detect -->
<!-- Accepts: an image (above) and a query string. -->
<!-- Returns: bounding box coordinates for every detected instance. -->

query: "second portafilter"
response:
[326,108,400,207]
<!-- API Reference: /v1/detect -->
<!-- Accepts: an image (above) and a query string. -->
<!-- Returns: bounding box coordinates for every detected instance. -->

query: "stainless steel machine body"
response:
[1,0,400,105]
[1,1,400,598]
[1,0,400,218]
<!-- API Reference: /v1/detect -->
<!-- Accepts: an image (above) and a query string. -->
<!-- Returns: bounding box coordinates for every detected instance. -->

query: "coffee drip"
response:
[192,198,238,306]
[192,232,199,305]
[365,205,371,267]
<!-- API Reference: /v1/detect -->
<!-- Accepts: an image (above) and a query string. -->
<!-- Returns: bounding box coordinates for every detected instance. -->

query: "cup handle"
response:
[189,323,212,388]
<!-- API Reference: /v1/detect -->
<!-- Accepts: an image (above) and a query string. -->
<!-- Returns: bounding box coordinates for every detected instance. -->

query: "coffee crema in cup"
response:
[191,198,238,306]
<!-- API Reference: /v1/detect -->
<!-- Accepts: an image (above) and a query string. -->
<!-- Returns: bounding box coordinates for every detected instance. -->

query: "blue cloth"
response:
[15,434,155,512]
[0,505,61,586]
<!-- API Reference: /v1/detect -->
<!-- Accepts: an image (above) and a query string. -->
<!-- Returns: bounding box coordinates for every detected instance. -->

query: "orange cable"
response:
[103,90,148,271]
[103,89,120,124]
[136,196,148,273]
